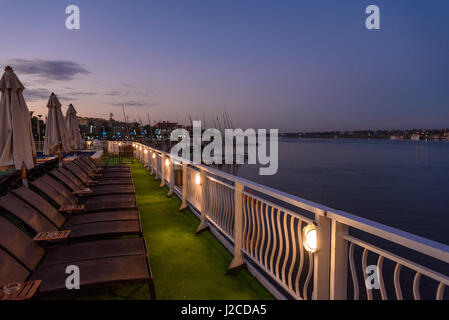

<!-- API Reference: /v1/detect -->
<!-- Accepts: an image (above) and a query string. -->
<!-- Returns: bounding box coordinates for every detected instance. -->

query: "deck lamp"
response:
[144,149,148,154]
[195,173,201,185]
[165,158,170,167]
[152,153,156,159]
[303,223,319,253]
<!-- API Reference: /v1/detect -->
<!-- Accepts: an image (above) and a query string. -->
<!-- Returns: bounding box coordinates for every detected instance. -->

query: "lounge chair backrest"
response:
[0,194,58,234]
[0,215,45,271]
[73,159,93,175]
[31,177,75,207]
[50,169,78,192]
[39,175,78,204]
[0,247,30,285]
[59,167,84,188]
[84,155,99,168]
[64,162,89,183]
[12,187,66,228]
[79,156,96,170]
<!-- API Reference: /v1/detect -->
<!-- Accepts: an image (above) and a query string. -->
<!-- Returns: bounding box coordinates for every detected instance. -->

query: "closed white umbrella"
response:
[43,92,72,164]
[0,66,36,185]
[66,103,84,150]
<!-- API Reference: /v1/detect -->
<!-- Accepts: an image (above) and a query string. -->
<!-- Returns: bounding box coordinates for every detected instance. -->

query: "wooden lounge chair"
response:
[50,169,135,197]
[64,161,133,186]
[56,167,135,196]
[0,216,155,299]
[13,186,141,227]
[79,155,131,173]
[0,193,142,241]
[31,176,137,213]
[73,158,132,179]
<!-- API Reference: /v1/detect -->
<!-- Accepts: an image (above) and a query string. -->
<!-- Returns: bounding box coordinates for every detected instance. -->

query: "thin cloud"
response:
[8,59,90,81]
[23,88,51,101]
[109,101,157,107]
[105,90,121,96]
[22,88,79,102]
[66,91,96,96]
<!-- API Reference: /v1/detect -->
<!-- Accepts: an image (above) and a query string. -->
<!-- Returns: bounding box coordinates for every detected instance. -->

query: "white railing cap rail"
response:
[126,141,449,264]
[327,209,449,264]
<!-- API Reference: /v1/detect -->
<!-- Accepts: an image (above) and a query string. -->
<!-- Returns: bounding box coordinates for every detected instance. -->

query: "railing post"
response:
[167,157,174,197]
[330,219,348,300]
[179,163,188,211]
[160,154,166,187]
[146,150,150,170]
[196,169,208,233]
[155,153,160,180]
[150,152,155,175]
[229,182,244,270]
[312,211,331,300]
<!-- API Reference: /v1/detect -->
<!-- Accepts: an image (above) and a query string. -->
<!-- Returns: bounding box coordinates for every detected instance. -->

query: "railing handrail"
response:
[145,146,331,215]
[116,141,449,300]
[139,142,449,262]
[327,209,449,264]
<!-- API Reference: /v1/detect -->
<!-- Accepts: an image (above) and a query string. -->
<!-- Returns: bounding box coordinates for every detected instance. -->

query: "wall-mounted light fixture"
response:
[195,173,201,185]
[303,223,319,253]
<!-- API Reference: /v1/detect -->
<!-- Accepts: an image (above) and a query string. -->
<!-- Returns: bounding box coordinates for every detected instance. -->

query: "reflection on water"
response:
[231,138,449,245]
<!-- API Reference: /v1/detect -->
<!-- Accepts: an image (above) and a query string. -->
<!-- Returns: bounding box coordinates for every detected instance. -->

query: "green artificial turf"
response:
[130,159,273,300]
[55,157,273,300]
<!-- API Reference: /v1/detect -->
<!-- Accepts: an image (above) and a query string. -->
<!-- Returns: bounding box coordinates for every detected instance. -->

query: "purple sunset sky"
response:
[1,0,448,131]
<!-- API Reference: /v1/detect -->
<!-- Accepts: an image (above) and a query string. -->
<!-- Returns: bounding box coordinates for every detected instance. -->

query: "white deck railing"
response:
[109,141,449,300]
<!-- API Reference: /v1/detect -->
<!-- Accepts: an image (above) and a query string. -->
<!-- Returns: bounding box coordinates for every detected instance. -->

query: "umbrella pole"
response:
[58,150,62,167]
[21,164,28,187]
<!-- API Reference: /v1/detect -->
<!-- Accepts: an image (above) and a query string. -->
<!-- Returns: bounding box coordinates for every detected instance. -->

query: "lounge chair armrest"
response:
[60,204,85,213]
[73,188,93,196]
[0,280,42,300]
[33,230,71,243]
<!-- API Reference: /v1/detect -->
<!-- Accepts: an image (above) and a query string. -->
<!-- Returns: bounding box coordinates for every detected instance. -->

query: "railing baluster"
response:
[250,198,256,258]
[275,210,283,280]
[281,211,290,286]
[362,248,373,300]
[303,252,313,300]
[269,207,277,274]
[259,203,267,269]
[413,272,421,300]
[288,217,297,292]
[436,283,446,300]
[394,263,403,300]
[243,195,250,252]
[295,221,304,299]
[265,205,272,271]
[348,243,359,300]
[377,256,388,300]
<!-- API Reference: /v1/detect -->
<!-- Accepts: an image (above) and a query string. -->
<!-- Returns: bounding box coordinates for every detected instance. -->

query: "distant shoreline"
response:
[280,129,449,141]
